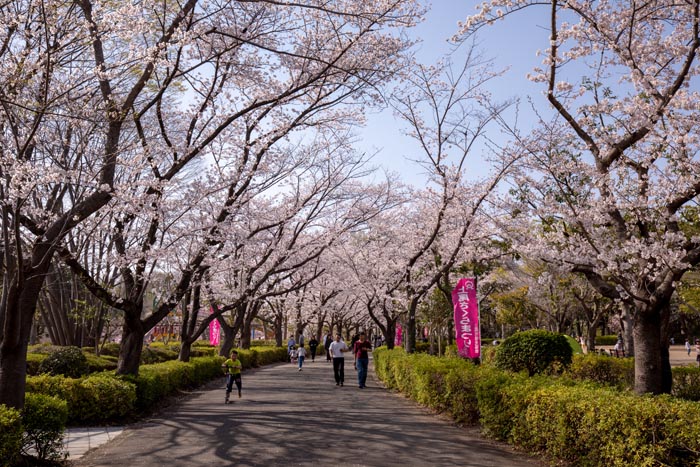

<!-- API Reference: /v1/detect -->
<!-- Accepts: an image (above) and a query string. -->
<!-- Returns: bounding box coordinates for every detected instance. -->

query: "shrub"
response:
[518,386,700,466]
[595,334,619,346]
[140,345,179,364]
[99,342,121,357]
[25,353,48,376]
[0,404,22,467]
[495,330,572,376]
[672,366,700,401]
[567,353,635,390]
[131,356,224,410]
[38,346,89,378]
[84,353,118,373]
[21,393,68,463]
[26,373,136,424]
[475,369,554,442]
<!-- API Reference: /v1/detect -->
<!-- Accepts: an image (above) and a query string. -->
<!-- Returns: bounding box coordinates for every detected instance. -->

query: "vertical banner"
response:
[452,278,481,359]
[209,306,220,346]
[395,324,403,347]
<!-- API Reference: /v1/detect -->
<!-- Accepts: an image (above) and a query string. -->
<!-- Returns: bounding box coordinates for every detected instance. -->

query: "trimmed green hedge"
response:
[0,404,22,467]
[26,373,136,424]
[596,334,619,346]
[24,346,288,425]
[567,353,635,390]
[374,348,700,467]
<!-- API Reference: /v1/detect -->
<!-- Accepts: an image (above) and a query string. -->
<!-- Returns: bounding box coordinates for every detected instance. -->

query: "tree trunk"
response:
[274,312,283,347]
[0,260,51,409]
[385,319,396,350]
[116,321,146,375]
[405,298,418,353]
[179,338,193,362]
[219,319,236,357]
[633,308,671,394]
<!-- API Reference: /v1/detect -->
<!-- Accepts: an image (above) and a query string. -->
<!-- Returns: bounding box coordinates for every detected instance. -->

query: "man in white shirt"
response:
[328,334,350,386]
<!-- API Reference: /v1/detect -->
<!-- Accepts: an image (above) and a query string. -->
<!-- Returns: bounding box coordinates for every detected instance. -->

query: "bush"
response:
[495,330,573,376]
[0,404,22,467]
[140,345,179,364]
[38,346,89,378]
[567,353,635,390]
[21,393,67,463]
[373,344,700,466]
[26,373,136,425]
[26,353,48,376]
[518,386,700,466]
[99,342,121,357]
[84,353,118,373]
[596,334,619,346]
[131,356,225,410]
[672,366,700,401]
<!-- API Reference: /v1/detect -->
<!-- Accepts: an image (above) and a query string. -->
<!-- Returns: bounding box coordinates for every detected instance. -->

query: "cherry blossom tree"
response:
[383,50,515,352]
[462,0,700,393]
[0,0,422,407]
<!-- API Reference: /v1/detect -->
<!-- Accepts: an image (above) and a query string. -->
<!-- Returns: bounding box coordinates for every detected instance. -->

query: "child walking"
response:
[222,350,242,404]
[297,344,307,371]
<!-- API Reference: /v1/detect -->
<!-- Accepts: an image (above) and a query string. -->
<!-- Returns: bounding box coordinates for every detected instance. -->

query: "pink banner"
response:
[395,324,403,347]
[452,278,480,359]
[209,306,220,346]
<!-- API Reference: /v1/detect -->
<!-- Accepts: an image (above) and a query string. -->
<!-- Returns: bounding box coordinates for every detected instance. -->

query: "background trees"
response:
[462,0,700,394]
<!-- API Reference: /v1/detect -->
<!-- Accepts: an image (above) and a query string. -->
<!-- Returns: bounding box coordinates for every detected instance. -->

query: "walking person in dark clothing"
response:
[328,334,350,386]
[353,332,372,389]
[324,332,333,362]
[308,336,319,362]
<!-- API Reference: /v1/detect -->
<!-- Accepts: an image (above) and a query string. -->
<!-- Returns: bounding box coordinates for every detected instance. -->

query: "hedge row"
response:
[25,347,289,424]
[374,348,700,467]
[568,353,700,401]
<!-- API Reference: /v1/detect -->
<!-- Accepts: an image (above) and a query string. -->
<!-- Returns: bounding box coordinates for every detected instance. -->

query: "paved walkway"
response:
[71,357,543,467]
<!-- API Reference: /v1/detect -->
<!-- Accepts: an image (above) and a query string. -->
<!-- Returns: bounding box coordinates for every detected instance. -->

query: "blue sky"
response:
[357,1,554,186]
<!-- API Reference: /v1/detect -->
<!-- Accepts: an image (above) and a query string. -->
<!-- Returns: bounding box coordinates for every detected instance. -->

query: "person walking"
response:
[221,350,243,404]
[328,334,350,386]
[287,335,296,362]
[297,344,307,371]
[686,338,692,356]
[308,336,319,362]
[353,332,372,389]
[324,333,333,362]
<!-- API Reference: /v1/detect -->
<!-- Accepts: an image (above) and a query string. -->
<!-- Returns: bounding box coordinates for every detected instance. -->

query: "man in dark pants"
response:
[353,332,372,389]
[324,332,333,362]
[308,336,319,362]
[328,334,350,386]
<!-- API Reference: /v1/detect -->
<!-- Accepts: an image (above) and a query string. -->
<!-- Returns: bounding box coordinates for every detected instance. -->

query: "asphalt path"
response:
[73,356,544,467]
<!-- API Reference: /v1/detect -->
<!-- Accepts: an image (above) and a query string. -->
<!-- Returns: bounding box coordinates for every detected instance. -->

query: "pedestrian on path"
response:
[324,332,333,362]
[696,339,700,367]
[297,344,307,371]
[328,334,350,386]
[222,350,243,404]
[287,335,296,361]
[353,332,372,389]
[308,336,319,362]
[686,338,692,356]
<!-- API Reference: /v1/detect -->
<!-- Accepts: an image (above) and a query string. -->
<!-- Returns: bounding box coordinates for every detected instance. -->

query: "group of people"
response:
[683,338,700,366]
[287,334,320,371]
[221,331,373,403]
